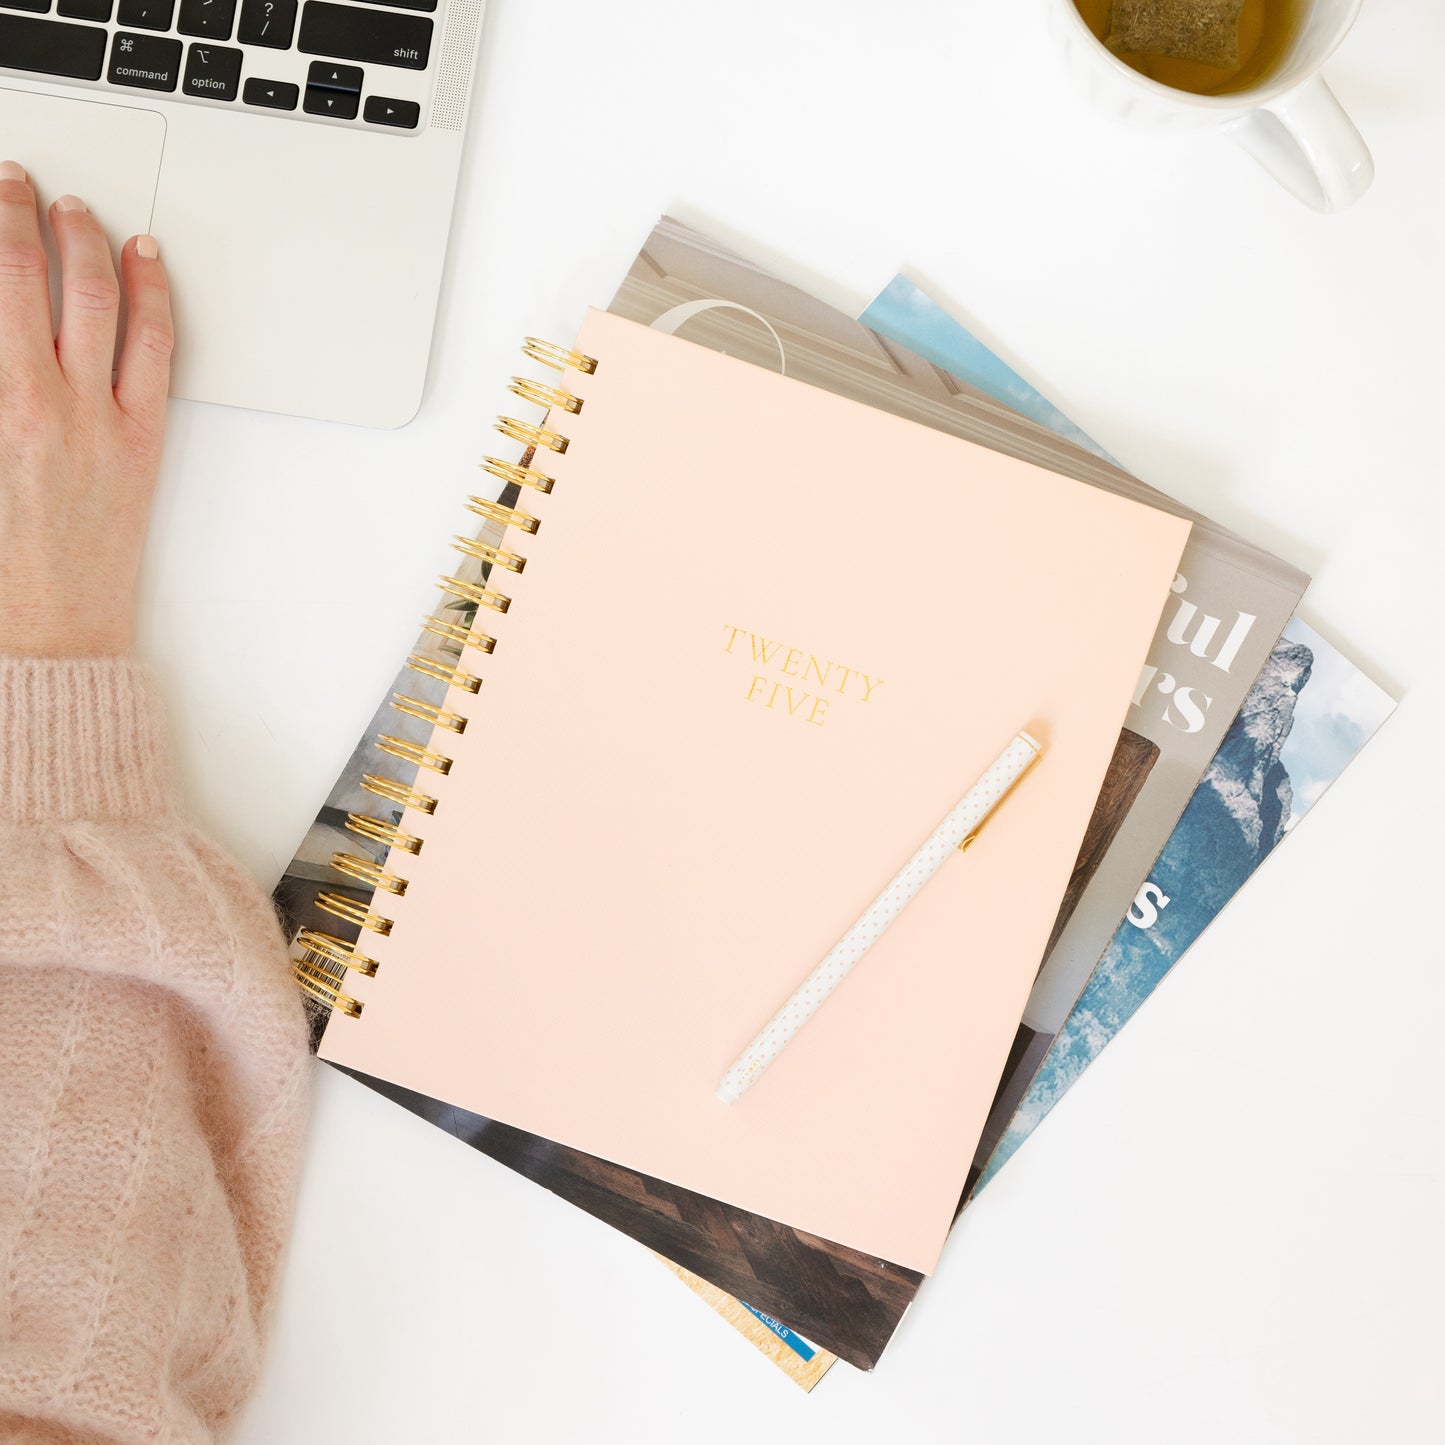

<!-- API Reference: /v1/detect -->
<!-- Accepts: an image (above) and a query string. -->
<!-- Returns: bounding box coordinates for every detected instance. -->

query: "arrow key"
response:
[303,83,358,118]
[306,58,361,91]
[243,75,296,109]
[363,95,418,129]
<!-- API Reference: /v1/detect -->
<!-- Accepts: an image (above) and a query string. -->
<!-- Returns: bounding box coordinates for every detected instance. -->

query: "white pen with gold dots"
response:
[716,729,1043,1104]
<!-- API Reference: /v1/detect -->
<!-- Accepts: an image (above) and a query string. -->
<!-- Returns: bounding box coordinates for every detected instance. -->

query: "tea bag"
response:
[1107,0,1246,70]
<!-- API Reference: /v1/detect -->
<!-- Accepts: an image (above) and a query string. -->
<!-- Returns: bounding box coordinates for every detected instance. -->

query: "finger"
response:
[114,234,173,425]
[0,160,55,378]
[50,195,122,394]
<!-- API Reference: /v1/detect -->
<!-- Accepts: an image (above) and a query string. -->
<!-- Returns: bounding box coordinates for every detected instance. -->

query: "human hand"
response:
[0,159,173,657]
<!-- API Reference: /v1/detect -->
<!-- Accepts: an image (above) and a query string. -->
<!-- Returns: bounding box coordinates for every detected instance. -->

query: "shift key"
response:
[298,0,430,69]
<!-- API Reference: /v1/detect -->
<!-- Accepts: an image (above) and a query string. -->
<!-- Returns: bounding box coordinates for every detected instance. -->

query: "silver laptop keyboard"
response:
[0,0,432,130]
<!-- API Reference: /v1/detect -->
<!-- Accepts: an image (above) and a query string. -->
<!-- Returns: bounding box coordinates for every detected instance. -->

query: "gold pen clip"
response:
[958,739,1043,852]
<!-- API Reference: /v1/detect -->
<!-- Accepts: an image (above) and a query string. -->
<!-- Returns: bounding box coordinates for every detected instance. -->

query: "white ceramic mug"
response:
[1048,0,1374,212]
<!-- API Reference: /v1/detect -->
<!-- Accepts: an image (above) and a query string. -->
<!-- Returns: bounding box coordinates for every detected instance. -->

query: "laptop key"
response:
[302,83,358,118]
[56,0,111,18]
[297,1,430,70]
[108,30,181,88]
[306,58,360,90]
[116,0,173,28]
[242,75,297,108]
[236,0,292,46]
[182,41,240,98]
[0,11,106,76]
[178,0,235,38]
[363,95,417,129]
[0,0,53,16]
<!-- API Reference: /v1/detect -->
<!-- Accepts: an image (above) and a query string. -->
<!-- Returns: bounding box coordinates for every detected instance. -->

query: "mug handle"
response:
[1223,75,1374,213]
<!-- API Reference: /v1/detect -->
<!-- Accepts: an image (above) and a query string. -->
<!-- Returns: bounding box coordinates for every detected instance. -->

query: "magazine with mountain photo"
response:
[861,278,1395,1195]
[862,274,1118,465]
[979,613,1395,1187]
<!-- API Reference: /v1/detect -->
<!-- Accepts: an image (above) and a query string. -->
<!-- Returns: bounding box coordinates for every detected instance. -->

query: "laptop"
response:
[0,0,487,426]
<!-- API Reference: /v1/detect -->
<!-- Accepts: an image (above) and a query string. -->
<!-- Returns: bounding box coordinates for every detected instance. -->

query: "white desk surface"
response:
[133,0,1443,1438]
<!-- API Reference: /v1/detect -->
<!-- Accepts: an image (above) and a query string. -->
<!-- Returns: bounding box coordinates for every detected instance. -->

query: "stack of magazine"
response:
[276,218,1395,1391]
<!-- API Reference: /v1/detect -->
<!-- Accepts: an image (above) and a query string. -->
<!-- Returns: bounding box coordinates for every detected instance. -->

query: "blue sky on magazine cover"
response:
[856,274,1395,1194]
[1278,616,1395,819]
[861,276,1117,464]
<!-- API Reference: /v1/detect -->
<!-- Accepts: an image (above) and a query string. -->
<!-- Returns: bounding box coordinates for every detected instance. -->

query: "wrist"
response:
[0,589,132,656]
[0,630,131,658]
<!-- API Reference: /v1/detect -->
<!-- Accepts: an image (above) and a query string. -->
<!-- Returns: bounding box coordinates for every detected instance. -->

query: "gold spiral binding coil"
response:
[304,335,591,1021]
[390,691,468,733]
[361,772,438,814]
[407,652,480,694]
[377,734,454,775]
[298,928,380,977]
[438,574,511,614]
[523,337,597,374]
[478,462,552,502]
[292,959,363,1018]
[317,890,394,936]
[451,535,526,575]
[496,417,568,455]
[509,376,583,414]
[332,851,408,896]
[346,812,424,854]
[420,615,496,654]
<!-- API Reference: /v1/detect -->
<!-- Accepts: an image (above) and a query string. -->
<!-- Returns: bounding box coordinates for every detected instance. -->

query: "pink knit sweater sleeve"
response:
[0,657,311,1443]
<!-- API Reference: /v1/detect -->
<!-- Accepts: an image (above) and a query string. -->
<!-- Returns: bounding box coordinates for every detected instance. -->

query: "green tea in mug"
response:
[1072,0,1303,95]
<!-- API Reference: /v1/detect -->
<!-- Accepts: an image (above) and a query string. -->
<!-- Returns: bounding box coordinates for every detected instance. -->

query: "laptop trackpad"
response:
[0,86,164,331]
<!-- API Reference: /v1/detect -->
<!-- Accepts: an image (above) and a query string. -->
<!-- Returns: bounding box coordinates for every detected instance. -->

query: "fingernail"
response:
[136,234,159,260]
[53,194,87,214]
[0,161,27,184]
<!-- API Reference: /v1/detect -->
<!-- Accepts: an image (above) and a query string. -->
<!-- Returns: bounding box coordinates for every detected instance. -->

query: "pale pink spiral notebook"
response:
[317,308,1190,1273]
